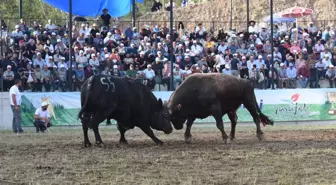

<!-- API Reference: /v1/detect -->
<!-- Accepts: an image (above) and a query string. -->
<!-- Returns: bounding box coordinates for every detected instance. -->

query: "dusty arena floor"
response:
[1,124,336,185]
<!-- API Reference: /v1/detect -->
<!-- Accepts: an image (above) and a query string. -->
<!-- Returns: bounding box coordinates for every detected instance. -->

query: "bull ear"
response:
[177,104,182,111]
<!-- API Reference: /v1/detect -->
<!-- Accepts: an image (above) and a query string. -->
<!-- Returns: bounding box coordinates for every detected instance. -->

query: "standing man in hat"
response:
[34,102,52,133]
[9,79,24,133]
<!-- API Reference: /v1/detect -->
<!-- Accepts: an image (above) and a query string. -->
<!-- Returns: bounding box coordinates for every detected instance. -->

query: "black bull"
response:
[78,74,173,147]
[166,73,274,143]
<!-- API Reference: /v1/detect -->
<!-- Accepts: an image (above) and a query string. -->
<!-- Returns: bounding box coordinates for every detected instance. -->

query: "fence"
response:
[2,17,336,33]
[0,89,335,127]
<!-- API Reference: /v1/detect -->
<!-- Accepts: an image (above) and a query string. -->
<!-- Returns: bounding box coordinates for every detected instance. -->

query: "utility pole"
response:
[19,0,23,19]
[132,0,136,27]
[169,0,174,91]
[230,0,233,29]
[270,0,275,89]
[246,0,249,32]
[68,0,73,91]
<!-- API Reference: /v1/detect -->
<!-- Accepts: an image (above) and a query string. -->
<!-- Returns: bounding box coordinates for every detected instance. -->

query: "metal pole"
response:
[270,0,275,89]
[68,0,73,91]
[169,0,174,91]
[19,0,23,19]
[0,12,2,57]
[132,0,136,28]
[0,12,2,92]
[230,0,233,29]
[246,0,249,32]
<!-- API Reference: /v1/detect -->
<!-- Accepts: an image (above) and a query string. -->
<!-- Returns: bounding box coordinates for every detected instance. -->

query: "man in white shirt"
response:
[286,63,297,88]
[9,79,24,133]
[143,64,156,90]
[34,102,52,133]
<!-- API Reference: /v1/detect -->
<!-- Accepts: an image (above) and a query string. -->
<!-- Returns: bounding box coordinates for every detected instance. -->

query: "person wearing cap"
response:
[326,64,336,88]
[222,64,232,75]
[308,22,318,35]
[33,52,45,68]
[56,64,67,92]
[54,39,67,55]
[255,55,265,69]
[45,56,55,69]
[89,54,99,73]
[41,65,52,92]
[190,40,203,59]
[9,79,24,133]
[34,102,52,133]
[278,63,288,89]
[75,64,85,90]
[143,64,156,90]
[286,63,297,88]
[90,23,100,37]
[3,65,15,91]
[76,50,88,65]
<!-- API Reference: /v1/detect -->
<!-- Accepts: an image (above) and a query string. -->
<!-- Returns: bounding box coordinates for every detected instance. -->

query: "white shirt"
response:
[35,108,50,122]
[143,69,155,79]
[9,85,21,106]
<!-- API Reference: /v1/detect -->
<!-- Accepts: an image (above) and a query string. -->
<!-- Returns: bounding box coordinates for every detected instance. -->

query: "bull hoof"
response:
[119,140,128,145]
[84,142,92,148]
[257,134,264,141]
[155,141,164,146]
[184,135,192,144]
[229,134,235,141]
[95,141,104,147]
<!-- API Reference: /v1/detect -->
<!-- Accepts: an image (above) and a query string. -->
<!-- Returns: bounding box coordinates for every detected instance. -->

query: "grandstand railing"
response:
[2,18,336,33]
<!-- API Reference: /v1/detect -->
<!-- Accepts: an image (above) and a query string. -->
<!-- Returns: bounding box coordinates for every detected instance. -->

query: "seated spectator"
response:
[58,65,68,92]
[111,65,123,77]
[3,65,15,91]
[222,64,232,75]
[309,63,319,88]
[143,64,156,90]
[75,64,85,90]
[297,63,310,88]
[278,63,288,89]
[286,63,297,88]
[34,102,52,133]
[326,64,336,88]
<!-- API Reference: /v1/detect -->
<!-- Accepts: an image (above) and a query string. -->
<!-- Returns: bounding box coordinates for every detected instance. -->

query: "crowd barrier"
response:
[1,89,336,128]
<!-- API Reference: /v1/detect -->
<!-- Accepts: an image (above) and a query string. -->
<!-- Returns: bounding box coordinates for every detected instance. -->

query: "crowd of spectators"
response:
[1,9,336,92]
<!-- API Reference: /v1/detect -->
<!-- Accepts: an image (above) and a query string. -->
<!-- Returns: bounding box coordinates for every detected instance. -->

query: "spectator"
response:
[297,63,310,88]
[222,64,232,75]
[34,102,52,133]
[286,63,297,88]
[9,79,23,133]
[309,63,319,88]
[278,63,288,88]
[3,65,15,91]
[143,64,156,90]
[326,64,336,88]
[75,64,85,90]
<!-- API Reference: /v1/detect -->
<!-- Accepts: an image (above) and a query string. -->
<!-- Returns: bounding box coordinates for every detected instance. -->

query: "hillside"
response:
[138,0,336,31]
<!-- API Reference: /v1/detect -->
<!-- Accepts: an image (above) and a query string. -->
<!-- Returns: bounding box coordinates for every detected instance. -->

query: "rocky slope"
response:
[137,0,336,31]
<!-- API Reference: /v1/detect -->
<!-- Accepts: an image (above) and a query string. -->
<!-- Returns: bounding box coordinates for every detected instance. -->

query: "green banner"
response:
[20,89,336,126]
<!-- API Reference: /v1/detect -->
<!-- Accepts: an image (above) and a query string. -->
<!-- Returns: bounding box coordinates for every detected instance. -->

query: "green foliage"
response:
[0,0,67,30]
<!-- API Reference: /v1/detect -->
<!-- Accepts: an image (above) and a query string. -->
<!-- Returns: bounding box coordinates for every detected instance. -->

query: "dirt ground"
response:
[1,125,336,185]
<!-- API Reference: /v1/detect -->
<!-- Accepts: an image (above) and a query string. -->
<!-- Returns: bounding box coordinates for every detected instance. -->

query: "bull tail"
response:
[78,76,95,120]
[254,93,274,126]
